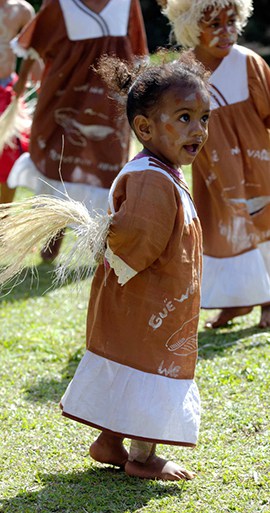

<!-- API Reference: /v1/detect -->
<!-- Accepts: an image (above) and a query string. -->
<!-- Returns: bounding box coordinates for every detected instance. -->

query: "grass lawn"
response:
[0,186,269,513]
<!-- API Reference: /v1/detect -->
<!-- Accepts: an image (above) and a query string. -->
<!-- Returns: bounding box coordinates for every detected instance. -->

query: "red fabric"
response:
[0,76,29,183]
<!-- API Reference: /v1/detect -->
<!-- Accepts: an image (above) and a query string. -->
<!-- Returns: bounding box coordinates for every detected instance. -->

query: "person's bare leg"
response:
[205,307,253,329]
[40,229,65,262]
[0,183,16,204]
[259,304,270,328]
[89,430,128,468]
[125,441,196,481]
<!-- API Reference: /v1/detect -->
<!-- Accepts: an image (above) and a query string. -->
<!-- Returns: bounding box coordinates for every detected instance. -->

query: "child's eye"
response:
[201,114,210,124]
[210,22,220,29]
[179,113,190,122]
[228,18,236,26]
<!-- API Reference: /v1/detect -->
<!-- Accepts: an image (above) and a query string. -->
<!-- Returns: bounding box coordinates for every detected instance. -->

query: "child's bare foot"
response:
[259,304,270,328]
[89,432,128,468]
[205,307,253,329]
[125,455,196,481]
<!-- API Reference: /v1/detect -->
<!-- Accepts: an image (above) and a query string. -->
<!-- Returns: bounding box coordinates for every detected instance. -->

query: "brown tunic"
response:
[14,0,148,188]
[87,156,202,379]
[61,154,202,445]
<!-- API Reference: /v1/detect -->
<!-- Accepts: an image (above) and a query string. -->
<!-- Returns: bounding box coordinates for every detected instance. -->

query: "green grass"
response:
[0,188,269,513]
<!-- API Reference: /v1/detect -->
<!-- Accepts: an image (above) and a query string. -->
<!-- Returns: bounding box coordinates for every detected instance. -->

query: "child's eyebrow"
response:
[174,107,210,114]
[202,16,220,25]
[202,12,237,25]
[174,107,194,113]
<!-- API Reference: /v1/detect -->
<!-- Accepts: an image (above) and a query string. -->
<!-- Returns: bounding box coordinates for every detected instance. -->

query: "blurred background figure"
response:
[163,0,270,329]
[9,0,148,260]
[0,0,35,204]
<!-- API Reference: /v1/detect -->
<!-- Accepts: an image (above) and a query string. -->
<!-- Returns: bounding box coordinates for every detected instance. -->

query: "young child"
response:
[163,0,270,329]
[0,52,210,480]
[0,0,34,204]
[60,52,210,481]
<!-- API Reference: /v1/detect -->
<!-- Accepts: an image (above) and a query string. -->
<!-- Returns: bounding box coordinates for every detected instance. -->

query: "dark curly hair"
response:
[96,50,210,131]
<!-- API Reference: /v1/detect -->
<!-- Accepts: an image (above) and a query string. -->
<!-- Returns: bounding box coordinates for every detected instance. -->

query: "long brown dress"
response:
[193,45,270,308]
[61,153,202,446]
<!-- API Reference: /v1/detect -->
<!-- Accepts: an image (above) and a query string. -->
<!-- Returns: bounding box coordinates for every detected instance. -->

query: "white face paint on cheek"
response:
[174,135,184,146]
[209,36,220,47]
[160,113,170,122]
[228,28,237,41]
[160,134,170,145]
[213,27,222,35]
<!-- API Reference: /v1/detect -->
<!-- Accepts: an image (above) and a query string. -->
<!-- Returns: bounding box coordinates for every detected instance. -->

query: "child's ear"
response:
[133,115,152,142]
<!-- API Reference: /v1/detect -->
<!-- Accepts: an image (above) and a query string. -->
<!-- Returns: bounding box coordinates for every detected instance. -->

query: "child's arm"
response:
[106,170,179,285]
[128,0,148,57]
[248,53,270,128]
[11,1,60,95]
[13,58,36,97]
[17,1,35,33]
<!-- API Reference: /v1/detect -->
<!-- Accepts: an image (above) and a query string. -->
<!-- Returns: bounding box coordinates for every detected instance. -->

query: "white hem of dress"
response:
[61,350,201,445]
[7,153,109,213]
[201,242,270,308]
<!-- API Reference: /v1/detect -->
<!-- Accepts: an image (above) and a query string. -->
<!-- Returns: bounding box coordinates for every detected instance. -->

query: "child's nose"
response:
[221,23,230,35]
[190,120,204,136]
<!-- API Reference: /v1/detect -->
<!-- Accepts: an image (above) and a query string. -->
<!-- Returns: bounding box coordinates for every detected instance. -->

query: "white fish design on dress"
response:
[54,108,114,146]
[165,315,199,356]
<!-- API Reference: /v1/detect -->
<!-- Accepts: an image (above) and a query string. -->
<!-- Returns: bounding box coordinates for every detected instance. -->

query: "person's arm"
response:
[13,57,35,97]
[248,52,270,128]
[128,0,149,57]
[18,2,35,33]
[11,0,58,97]
[106,170,179,285]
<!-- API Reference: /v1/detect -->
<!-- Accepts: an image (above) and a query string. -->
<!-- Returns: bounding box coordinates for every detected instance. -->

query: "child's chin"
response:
[182,152,198,165]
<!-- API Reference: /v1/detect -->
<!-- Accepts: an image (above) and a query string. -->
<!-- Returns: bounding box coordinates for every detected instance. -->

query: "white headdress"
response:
[163,0,253,48]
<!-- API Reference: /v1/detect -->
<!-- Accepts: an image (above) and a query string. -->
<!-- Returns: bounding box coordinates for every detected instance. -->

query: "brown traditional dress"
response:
[61,153,202,446]
[8,0,148,210]
[193,45,270,308]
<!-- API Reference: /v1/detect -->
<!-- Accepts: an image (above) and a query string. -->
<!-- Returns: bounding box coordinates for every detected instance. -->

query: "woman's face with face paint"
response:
[198,4,238,60]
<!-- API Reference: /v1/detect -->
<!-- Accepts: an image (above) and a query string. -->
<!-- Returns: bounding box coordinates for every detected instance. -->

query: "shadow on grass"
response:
[198,324,270,359]
[0,263,93,304]
[25,347,84,403]
[0,467,186,513]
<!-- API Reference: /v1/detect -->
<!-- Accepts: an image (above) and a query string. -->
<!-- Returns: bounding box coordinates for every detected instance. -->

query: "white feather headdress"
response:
[163,0,253,48]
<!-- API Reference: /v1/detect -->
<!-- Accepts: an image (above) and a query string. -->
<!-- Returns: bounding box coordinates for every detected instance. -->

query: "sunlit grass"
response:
[0,188,269,512]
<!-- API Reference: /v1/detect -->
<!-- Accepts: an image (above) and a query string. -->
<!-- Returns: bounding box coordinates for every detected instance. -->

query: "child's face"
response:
[141,84,210,168]
[198,4,238,59]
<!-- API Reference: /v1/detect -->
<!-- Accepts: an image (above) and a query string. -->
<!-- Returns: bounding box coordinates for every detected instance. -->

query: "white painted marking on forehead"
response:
[227,9,235,15]
[184,93,196,101]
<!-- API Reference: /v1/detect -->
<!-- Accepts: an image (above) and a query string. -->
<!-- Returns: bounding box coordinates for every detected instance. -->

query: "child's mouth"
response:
[218,40,232,49]
[183,144,199,155]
